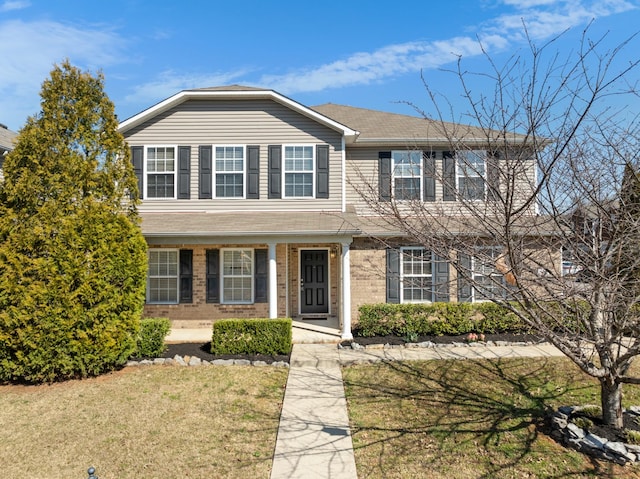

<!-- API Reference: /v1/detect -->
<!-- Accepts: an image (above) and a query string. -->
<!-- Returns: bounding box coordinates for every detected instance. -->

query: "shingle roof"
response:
[0,124,17,152]
[311,103,525,146]
[140,210,361,239]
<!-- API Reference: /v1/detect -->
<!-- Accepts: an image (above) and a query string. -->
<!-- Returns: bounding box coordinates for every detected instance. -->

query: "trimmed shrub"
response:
[212,318,292,355]
[134,317,171,358]
[356,302,528,337]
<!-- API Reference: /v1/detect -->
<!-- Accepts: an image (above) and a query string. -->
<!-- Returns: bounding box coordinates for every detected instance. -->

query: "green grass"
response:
[0,366,287,479]
[343,357,640,479]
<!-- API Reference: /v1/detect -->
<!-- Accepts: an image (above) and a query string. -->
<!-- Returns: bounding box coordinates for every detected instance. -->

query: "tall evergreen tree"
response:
[0,61,147,383]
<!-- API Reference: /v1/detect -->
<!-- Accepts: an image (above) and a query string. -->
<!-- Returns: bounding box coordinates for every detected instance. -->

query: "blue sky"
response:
[0,0,638,131]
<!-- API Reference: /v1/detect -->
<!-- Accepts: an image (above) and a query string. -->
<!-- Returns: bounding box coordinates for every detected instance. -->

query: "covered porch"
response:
[141,211,360,340]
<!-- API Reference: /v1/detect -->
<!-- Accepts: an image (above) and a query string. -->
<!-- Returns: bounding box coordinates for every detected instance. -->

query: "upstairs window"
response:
[215,146,244,198]
[284,146,314,197]
[146,146,176,199]
[456,150,486,200]
[393,151,422,200]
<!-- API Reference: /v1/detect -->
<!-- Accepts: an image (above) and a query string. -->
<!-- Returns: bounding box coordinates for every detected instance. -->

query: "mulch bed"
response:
[161,333,544,365]
[342,332,546,347]
[161,342,290,364]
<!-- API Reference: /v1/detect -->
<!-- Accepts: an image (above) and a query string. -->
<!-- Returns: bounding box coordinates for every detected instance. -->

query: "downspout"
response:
[341,136,346,213]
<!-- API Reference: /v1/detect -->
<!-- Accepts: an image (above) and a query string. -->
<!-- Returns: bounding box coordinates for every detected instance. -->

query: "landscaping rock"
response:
[549,406,640,464]
[212,359,235,366]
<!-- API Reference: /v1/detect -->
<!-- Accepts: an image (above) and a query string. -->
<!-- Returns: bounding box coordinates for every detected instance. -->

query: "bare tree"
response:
[353,27,640,428]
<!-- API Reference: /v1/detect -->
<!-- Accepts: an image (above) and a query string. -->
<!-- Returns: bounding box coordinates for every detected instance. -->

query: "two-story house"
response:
[119,86,540,339]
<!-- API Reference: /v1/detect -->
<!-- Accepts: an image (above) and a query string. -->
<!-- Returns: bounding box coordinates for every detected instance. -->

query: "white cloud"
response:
[0,0,30,12]
[0,19,127,129]
[257,0,637,95]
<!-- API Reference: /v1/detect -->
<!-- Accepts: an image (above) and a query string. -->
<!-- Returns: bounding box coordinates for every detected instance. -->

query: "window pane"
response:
[394,178,420,200]
[285,173,313,197]
[216,173,243,197]
[401,248,433,302]
[457,150,486,200]
[392,151,421,200]
[222,249,253,303]
[147,174,175,198]
[460,177,484,200]
[147,250,178,303]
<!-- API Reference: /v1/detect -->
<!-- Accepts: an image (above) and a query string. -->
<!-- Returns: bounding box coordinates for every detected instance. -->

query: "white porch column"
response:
[341,242,353,340]
[268,242,278,319]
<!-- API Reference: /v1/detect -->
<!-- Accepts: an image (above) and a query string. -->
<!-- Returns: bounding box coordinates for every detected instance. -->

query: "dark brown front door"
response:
[300,250,329,314]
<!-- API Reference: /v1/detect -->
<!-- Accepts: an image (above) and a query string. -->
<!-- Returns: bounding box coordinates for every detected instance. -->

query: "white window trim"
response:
[143,145,178,200]
[147,248,179,304]
[400,247,434,303]
[456,150,486,201]
[283,144,315,199]
[221,248,254,304]
[392,150,423,201]
[213,144,246,199]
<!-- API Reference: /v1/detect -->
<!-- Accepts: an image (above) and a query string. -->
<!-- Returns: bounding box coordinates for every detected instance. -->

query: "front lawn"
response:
[344,357,640,478]
[0,366,287,479]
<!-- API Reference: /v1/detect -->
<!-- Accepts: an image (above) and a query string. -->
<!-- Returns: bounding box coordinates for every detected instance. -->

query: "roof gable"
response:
[119,85,358,138]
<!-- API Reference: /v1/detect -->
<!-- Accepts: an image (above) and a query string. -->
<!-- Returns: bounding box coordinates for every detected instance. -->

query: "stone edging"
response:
[342,339,545,350]
[549,405,640,464]
[126,354,289,368]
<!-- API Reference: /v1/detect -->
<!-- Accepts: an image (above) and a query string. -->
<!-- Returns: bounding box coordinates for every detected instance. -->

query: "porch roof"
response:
[140,210,361,239]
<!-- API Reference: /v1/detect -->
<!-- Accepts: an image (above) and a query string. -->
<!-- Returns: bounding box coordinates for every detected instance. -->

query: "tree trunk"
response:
[601,378,624,428]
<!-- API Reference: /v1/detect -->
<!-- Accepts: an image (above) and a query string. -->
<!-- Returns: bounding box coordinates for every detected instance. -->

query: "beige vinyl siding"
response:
[125,99,344,212]
[345,146,538,215]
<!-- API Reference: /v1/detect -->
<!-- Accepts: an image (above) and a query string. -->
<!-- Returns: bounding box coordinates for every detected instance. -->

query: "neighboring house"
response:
[0,123,18,180]
[119,86,542,339]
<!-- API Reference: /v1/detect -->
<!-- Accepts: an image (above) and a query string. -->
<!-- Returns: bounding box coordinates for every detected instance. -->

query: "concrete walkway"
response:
[270,356,357,479]
[270,341,564,479]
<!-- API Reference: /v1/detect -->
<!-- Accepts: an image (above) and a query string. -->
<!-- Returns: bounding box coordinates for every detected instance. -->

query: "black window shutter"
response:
[177,146,191,199]
[443,151,456,202]
[379,151,392,202]
[246,145,260,199]
[199,145,212,199]
[316,145,330,199]
[423,151,436,202]
[179,249,193,304]
[386,248,401,303]
[254,249,268,303]
[433,254,450,302]
[268,145,282,199]
[487,151,500,202]
[457,253,473,303]
[206,249,220,303]
[131,146,144,199]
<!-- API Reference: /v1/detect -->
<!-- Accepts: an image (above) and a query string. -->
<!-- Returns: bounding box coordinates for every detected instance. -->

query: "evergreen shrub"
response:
[211,318,292,355]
